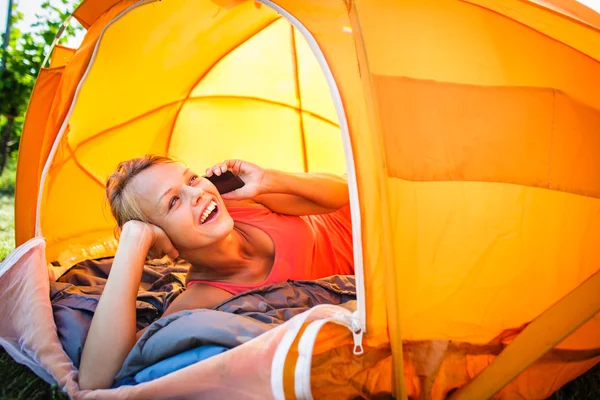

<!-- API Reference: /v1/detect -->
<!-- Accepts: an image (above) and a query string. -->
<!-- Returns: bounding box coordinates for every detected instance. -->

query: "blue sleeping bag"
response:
[114,345,228,387]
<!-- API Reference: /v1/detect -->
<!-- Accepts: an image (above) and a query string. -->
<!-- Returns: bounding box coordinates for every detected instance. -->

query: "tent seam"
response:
[460,0,600,64]
[71,93,339,162]
[73,99,185,152]
[385,175,600,200]
[66,141,105,189]
[187,95,340,128]
[164,17,281,155]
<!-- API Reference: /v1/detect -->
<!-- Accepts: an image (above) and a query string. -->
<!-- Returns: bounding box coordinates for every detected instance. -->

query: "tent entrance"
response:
[36,0,366,332]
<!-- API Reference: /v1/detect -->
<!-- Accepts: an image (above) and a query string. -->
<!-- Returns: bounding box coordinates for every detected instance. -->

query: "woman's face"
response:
[129,162,234,252]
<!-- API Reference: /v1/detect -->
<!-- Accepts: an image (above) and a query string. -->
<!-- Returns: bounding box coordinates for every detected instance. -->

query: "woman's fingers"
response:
[221,188,242,200]
[151,243,178,260]
[228,160,244,176]
[166,246,179,260]
[146,224,179,260]
[206,161,232,177]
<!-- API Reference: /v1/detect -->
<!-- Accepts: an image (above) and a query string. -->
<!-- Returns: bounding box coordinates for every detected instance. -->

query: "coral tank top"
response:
[186,204,354,295]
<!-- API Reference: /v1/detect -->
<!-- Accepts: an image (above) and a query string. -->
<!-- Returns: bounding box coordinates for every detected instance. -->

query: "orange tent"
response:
[0,0,599,398]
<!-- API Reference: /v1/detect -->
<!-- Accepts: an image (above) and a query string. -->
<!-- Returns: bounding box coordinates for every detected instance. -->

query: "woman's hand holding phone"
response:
[205,159,264,200]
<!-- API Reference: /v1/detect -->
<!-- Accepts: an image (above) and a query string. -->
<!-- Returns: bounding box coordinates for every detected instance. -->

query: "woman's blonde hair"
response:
[106,154,175,233]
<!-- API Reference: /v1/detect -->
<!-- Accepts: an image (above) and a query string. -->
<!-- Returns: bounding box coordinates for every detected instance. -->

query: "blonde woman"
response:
[79,155,354,389]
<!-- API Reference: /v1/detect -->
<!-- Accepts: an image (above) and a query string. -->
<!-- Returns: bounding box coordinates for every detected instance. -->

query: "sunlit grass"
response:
[0,348,68,400]
[0,159,16,196]
[0,194,15,262]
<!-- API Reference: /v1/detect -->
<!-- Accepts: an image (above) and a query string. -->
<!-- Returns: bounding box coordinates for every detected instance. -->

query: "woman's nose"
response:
[184,185,204,204]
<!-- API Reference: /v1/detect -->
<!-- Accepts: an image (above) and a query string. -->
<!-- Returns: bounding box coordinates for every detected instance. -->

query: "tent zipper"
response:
[332,310,364,355]
[258,0,367,355]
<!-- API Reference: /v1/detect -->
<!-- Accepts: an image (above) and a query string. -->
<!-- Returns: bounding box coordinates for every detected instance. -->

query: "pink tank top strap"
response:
[185,279,248,295]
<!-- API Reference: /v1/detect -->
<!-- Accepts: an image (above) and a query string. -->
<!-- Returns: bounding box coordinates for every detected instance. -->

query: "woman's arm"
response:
[79,222,178,390]
[206,160,349,216]
[253,170,349,215]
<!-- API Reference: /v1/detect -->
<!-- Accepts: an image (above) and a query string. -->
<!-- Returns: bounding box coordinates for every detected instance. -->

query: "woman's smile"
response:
[198,200,219,225]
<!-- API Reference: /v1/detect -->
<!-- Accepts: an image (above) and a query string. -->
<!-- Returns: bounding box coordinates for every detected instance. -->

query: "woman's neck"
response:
[183,225,254,280]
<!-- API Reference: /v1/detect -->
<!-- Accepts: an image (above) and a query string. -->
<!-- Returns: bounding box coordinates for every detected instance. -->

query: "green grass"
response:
[0,349,67,400]
[0,195,15,261]
[0,160,16,196]
[0,164,598,399]
[0,160,16,261]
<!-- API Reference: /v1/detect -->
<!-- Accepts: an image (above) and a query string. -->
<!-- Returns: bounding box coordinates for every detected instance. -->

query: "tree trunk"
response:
[0,116,14,175]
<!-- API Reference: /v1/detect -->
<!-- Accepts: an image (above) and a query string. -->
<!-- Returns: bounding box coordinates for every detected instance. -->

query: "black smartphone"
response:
[205,170,245,194]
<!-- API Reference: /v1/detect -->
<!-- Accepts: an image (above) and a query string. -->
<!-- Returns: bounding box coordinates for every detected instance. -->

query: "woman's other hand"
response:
[205,159,266,200]
[122,220,179,260]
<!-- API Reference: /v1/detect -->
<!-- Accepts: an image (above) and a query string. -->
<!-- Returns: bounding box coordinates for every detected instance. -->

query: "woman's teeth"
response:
[200,200,217,224]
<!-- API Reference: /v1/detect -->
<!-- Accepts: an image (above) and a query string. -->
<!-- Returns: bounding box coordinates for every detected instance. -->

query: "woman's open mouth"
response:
[200,200,219,224]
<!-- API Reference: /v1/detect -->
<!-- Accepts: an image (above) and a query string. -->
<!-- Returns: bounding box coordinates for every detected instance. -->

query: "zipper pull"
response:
[352,327,364,355]
[351,311,364,355]
[332,310,364,355]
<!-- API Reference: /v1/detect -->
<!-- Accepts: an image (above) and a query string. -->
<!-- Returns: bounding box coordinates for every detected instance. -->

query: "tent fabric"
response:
[2,0,599,398]
[14,67,64,246]
[15,0,141,246]
[0,239,78,394]
[73,0,123,29]
[49,45,77,68]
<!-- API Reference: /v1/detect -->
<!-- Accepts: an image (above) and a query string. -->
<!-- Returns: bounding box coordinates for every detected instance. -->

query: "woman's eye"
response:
[189,175,199,185]
[169,196,179,210]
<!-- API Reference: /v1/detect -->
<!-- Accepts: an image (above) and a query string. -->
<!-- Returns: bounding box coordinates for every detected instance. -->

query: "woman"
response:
[78,155,354,390]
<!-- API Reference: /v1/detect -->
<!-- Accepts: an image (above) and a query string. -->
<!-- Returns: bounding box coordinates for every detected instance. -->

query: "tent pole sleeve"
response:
[449,268,600,400]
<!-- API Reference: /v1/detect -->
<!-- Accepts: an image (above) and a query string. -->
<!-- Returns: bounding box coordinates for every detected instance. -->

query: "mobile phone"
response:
[205,170,245,194]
